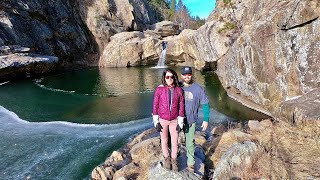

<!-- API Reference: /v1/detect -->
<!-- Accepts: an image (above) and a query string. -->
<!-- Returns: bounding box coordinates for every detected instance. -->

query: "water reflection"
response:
[96,67,160,96]
[0,66,268,124]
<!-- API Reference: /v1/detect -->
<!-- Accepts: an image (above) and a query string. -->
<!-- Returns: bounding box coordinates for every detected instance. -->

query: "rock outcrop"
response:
[92,128,207,180]
[0,0,94,65]
[0,0,158,79]
[0,53,58,80]
[98,21,183,67]
[148,21,180,37]
[75,0,158,55]
[0,0,158,66]
[99,31,161,67]
[213,0,320,124]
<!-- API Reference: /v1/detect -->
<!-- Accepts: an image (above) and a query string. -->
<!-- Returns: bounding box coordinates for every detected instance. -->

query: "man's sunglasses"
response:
[165,75,174,79]
[182,74,192,77]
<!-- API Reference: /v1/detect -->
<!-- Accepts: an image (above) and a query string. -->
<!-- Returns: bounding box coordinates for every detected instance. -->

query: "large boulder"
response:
[148,21,180,37]
[99,31,161,67]
[165,22,230,70]
[212,141,261,179]
[208,130,254,167]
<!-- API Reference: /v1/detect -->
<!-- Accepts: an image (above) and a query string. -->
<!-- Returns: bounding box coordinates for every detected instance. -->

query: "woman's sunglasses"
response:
[165,75,174,79]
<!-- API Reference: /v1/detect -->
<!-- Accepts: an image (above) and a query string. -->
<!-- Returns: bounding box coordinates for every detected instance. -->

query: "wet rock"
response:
[0,53,58,69]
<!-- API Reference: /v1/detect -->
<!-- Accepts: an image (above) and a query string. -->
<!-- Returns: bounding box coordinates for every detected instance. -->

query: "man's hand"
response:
[201,121,209,131]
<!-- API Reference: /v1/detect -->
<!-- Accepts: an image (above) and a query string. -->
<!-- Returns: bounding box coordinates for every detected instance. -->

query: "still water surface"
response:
[0,66,268,179]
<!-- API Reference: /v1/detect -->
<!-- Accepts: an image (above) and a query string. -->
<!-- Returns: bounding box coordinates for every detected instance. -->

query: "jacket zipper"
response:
[168,88,171,120]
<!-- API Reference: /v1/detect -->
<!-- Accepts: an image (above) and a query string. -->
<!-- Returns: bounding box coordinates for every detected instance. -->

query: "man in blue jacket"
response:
[180,66,210,172]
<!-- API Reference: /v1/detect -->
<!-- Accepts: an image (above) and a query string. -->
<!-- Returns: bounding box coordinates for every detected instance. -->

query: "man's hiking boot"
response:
[163,157,171,170]
[171,158,178,172]
[187,165,194,173]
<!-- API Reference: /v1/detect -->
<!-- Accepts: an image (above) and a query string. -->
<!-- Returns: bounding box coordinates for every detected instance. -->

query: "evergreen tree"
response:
[169,0,175,21]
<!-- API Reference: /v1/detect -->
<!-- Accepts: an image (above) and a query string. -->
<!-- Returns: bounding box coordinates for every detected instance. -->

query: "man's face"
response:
[181,73,192,84]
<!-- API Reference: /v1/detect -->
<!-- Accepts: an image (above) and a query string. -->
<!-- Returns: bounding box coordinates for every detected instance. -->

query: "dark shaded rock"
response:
[0,53,58,80]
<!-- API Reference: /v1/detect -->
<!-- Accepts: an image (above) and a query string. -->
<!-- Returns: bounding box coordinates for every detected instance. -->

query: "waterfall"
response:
[155,42,168,68]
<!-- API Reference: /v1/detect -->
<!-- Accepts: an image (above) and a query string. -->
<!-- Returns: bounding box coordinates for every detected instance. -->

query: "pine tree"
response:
[169,0,175,21]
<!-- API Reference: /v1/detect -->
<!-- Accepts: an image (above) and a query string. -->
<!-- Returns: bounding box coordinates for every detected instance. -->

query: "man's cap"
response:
[181,66,192,74]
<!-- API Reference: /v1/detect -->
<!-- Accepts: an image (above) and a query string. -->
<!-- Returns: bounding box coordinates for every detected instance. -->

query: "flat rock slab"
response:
[149,162,201,180]
[0,53,58,69]
[149,145,205,180]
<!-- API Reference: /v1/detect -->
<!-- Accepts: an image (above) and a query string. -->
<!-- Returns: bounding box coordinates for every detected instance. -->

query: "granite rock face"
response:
[75,0,157,56]
[0,0,157,66]
[0,0,93,65]
[212,0,320,124]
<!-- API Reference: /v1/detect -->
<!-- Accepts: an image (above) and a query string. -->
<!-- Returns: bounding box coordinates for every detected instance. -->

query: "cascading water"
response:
[154,41,168,68]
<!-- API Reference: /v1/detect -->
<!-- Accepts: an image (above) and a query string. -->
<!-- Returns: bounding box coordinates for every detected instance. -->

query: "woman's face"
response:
[165,72,174,86]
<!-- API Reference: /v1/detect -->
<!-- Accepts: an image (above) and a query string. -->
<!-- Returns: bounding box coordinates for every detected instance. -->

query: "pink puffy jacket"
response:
[152,86,184,120]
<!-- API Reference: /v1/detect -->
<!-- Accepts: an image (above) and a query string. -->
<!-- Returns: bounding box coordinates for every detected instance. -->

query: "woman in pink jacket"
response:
[152,69,184,172]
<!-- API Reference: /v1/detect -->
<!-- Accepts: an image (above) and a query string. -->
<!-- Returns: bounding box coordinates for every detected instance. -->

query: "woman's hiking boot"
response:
[163,157,171,170]
[171,158,178,172]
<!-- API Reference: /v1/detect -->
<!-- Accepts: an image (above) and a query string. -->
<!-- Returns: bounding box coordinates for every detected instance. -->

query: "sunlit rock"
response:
[99,31,160,67]
[213,0,320,125]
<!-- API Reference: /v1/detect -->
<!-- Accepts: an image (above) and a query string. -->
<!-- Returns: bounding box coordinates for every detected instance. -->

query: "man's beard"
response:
[183,79,193,87]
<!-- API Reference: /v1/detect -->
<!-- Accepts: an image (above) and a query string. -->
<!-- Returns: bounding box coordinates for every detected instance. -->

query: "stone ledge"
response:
[225,87,273,118]
[0,53,59,80]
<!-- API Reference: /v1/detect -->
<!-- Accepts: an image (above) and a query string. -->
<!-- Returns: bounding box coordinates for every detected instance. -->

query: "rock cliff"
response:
[0,0,158,79]
[212,0,320,125]
[0,0,157,65]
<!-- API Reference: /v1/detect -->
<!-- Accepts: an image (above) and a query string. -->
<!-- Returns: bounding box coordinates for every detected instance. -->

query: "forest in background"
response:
[146,0,206,29]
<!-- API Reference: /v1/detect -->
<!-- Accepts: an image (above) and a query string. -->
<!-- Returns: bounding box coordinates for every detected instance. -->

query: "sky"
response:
[183,0,216,19]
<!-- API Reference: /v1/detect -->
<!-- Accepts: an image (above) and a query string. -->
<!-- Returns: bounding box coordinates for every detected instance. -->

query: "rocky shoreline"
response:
[91,118,320,180]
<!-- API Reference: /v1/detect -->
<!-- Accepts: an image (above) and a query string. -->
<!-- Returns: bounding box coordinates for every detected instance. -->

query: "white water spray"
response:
[152,41,168,68]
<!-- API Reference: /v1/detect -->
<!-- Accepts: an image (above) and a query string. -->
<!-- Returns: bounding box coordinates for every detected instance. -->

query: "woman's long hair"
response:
[161,69,179,87]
